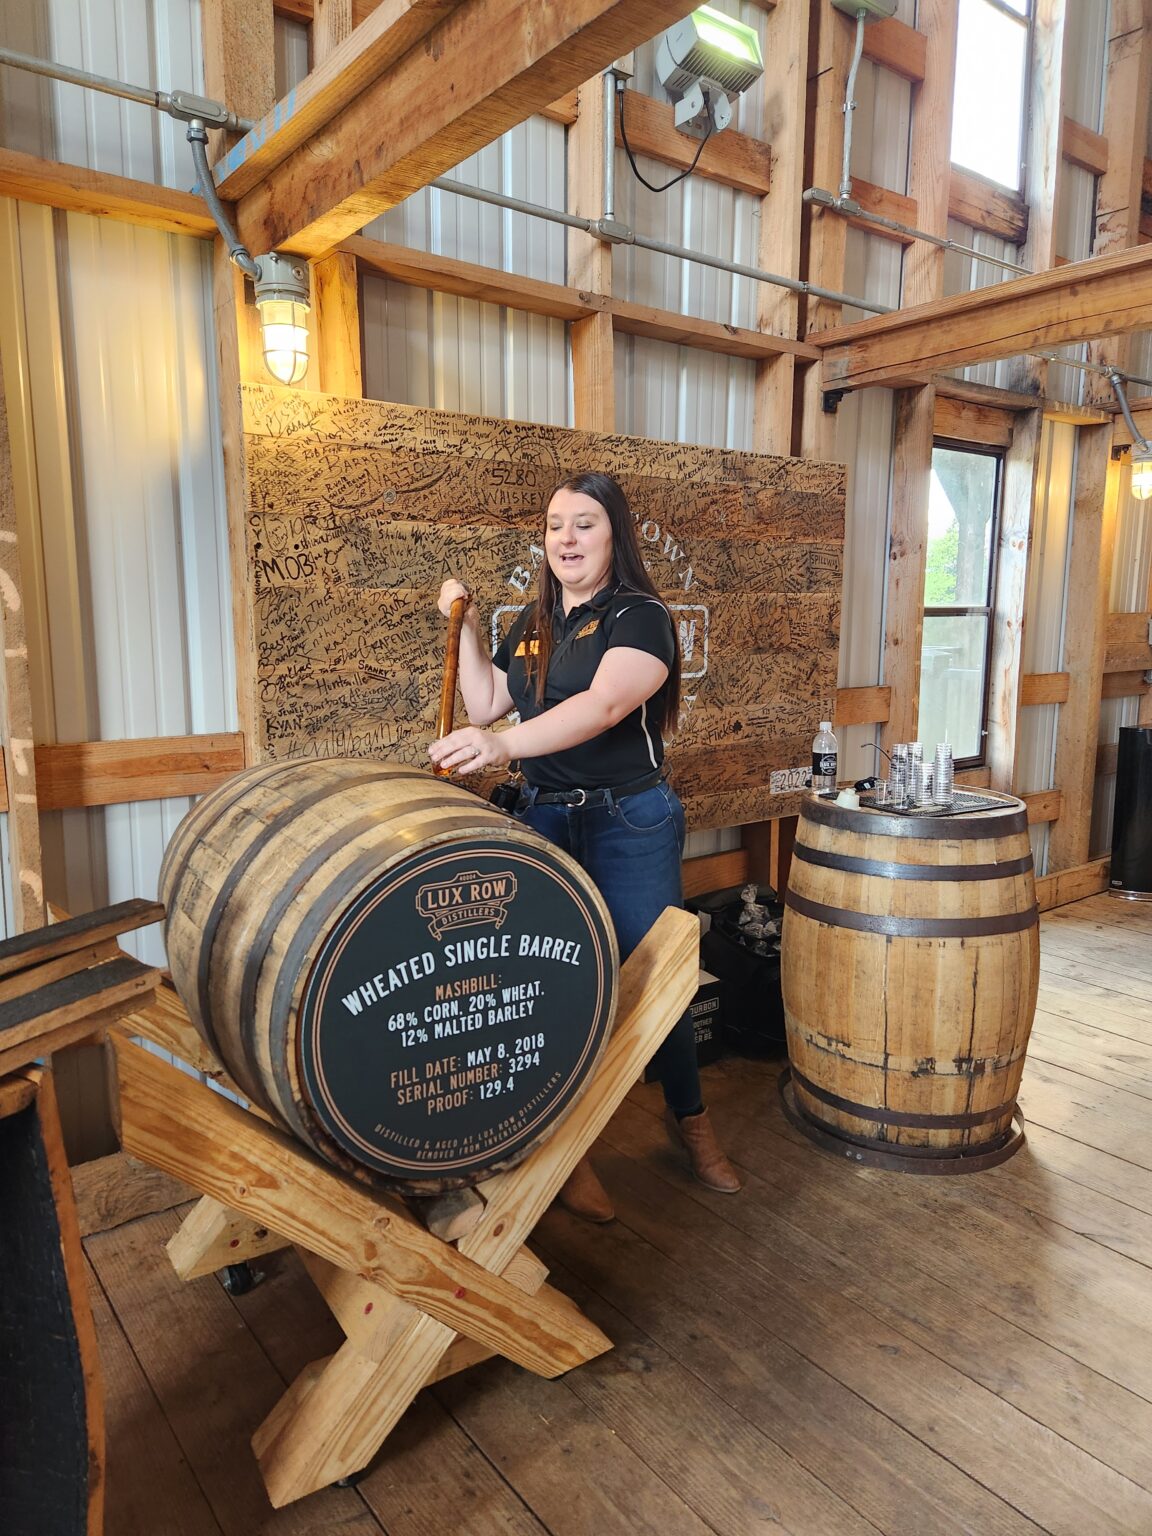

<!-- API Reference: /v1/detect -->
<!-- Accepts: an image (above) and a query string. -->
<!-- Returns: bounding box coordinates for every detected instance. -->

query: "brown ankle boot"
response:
[557,1156,615,1222]
[664,1108,742,1193]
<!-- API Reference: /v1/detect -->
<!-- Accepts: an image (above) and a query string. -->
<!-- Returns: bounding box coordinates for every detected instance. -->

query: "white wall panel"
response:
[47,0,203,188]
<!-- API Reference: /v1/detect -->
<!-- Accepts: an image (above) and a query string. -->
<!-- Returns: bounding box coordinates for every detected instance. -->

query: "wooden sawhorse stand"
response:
[112,906,698,1507]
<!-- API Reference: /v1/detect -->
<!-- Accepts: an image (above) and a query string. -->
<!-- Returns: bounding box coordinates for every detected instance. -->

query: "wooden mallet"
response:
[433,596,468,778]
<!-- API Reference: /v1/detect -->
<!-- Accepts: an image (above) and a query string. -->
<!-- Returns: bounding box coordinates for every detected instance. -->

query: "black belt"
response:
[529,770,666,808]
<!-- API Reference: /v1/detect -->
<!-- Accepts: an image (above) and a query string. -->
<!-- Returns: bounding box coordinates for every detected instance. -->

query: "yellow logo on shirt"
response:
[574,619,600,640]
[514,639,541,657]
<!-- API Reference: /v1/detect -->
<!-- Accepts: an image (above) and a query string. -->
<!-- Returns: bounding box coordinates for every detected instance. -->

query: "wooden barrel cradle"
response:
[779,790,1039,1173]
[159,760,618,1192]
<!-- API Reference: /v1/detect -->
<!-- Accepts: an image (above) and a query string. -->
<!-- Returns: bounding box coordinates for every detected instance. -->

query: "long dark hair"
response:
[524,472,681,733]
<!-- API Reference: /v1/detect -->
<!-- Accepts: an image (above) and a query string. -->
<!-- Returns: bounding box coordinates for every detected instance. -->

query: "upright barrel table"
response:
[780,789,1039,1172]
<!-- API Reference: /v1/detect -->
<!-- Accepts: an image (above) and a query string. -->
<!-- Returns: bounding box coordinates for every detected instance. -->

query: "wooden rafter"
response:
[234,0,698,259]
[817,243,1152,392]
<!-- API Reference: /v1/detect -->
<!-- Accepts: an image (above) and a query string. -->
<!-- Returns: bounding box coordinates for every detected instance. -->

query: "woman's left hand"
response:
[429,727,512,776]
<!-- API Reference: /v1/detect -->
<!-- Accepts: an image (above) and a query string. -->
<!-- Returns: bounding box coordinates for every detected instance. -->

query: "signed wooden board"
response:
[242,386,844,831]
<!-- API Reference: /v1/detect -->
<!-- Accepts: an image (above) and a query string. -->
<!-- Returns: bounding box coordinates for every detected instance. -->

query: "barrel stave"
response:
[782,794,1039,1158]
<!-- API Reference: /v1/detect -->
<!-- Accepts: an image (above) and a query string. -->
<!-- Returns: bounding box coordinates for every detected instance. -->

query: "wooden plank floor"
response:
[84,893,1152,1535]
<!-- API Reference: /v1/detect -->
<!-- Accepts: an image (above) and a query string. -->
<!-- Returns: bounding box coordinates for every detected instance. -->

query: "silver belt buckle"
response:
[569,788,587,807]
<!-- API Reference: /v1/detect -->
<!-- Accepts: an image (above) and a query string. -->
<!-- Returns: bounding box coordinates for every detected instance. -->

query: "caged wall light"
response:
[654,5,764,139]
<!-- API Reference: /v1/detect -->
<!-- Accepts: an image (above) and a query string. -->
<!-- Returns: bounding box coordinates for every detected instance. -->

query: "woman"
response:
[427,471,741,1220]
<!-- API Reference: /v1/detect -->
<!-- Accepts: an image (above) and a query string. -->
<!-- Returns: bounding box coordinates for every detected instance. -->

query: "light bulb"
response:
[258,298,310,385]
[1131,444,1152,502]
[252,253,311,387]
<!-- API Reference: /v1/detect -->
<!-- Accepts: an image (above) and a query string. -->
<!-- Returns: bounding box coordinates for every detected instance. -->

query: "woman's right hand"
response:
[437,579,471,618]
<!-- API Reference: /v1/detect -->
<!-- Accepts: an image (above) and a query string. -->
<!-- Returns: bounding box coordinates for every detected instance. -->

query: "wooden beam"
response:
[842,179,919,243]
[833,685,891,727]
[1019,671,1070,706]
[70,1151,195,1238]
[111,1033,612,1378]
[986,410,1042,793]
[311,252,363,397]
[314,0,354,63]
[1104,609,1152,673]
[32,734,246,811]
[818,244,1152,391]
[236,0,698,258]
[1102,669,1151,698]
[903,0,958,307]
[215,0,460,199]
[1061,116,1109,176]
[275,0,380,20]
[753,0,807,455]
[202,0,277,164]
[613,87,771,196]
[682,848,750,901]
[1048,428,1118,870]
[1022,788,1062,823]
[0,364,44,929]
[1035,856,1110,910]
[348,235,818,359]
[860,15,927,82]
[947,167,1029,245]
[933,394,1014,447]
[0,147,215,239]
[881,386,935,749]
[568,75,615,434]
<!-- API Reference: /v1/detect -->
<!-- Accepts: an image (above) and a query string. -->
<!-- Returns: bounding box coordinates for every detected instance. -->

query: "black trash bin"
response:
[1111,726,1152,900]
[686,884,787,1057]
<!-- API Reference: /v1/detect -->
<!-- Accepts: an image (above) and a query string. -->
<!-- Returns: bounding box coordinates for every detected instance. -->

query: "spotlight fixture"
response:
[655,5,764,139]
[1109,371,1152,501]
[187,119,311,387]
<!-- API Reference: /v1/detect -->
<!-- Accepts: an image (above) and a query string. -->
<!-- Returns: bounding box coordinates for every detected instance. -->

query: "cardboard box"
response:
[645,969,725,1081]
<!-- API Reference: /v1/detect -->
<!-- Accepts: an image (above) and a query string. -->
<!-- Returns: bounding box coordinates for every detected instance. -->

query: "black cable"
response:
[617,82,713,193]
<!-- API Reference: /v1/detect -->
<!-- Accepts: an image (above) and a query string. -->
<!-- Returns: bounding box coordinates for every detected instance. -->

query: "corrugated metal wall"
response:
[0,0,231,1151]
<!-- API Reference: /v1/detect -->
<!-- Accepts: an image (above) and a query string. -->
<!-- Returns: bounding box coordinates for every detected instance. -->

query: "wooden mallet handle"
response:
[433,596,468,776]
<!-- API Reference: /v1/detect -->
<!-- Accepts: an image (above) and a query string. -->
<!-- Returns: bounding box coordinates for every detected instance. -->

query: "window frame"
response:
[950,0,1033,195]
[922,438,1005,770]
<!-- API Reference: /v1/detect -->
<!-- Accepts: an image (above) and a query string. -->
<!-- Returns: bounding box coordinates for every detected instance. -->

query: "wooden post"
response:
[568,74,615,432]
[202,0,277,164]
[311,251,363,396]
[879,0,957,751]
[0,363,44,930]
[798,0,852,462]
[986,409,1043,792]
[313,0,354,64]
[1048,426,1118,868]
[753,0,806,456]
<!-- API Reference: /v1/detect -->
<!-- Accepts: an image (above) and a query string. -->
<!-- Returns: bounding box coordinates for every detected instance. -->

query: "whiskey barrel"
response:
[159,760,618,1192]
[780,791,1038,1172]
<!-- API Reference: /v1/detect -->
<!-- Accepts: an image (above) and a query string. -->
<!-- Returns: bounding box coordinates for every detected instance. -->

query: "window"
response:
[918,444,1001,765]
[949,0,1030,190]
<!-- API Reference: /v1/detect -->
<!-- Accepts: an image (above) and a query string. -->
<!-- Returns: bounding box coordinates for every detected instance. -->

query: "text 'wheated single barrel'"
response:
[159,760,618,1191]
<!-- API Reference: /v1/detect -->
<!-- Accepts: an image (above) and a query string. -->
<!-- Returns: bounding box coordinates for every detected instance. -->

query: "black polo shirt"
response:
[493,585,677,791]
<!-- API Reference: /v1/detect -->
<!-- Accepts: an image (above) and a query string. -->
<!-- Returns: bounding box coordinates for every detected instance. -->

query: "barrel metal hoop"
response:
[159,759,300,911]
[789,1063,1017,1129]
[247,802,504,1135]
[780,1068,1026,1174]
[801,794,1028,840]
[791,843,1034,882]
[784,889,1039,938]
[195,767,429,1079]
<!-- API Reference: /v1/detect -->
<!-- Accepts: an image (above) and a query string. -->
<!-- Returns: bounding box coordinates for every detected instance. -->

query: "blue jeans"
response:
[520,782,703,1116]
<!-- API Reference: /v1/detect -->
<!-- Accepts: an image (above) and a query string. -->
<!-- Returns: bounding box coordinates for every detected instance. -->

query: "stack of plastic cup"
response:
[933,742,955,808]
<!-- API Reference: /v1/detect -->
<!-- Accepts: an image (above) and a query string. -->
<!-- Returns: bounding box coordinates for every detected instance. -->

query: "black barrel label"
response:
[297,840,615,1182]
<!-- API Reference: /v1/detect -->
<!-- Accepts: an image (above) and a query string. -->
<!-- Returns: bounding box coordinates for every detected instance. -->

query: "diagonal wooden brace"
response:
[110,1032,612,1378]
[252,907,700,1505]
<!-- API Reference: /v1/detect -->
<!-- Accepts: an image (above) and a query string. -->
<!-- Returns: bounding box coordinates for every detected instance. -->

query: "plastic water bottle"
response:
[811,721,838,792]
